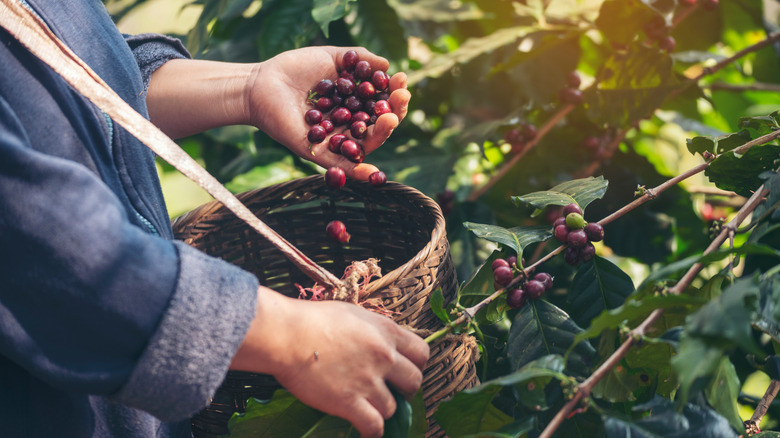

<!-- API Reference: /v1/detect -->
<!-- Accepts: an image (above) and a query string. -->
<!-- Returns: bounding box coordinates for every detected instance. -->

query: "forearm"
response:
[146,58,256,139]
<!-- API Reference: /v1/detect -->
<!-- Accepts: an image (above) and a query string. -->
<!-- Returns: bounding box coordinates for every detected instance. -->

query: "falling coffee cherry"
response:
[326,220,351,243]
[368,171,387,187]
[325,167,346,189]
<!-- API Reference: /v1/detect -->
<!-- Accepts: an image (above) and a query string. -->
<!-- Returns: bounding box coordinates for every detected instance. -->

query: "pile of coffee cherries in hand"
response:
[305,50,393,165]
[553,203,604,266]
[491,256,554,309]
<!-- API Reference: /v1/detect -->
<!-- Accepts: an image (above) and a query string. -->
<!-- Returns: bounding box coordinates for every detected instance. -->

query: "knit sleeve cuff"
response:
[109,241,258,421]
[124,33,191,91]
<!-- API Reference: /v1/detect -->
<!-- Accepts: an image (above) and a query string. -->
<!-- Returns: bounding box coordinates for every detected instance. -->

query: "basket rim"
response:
[171,174,448,296]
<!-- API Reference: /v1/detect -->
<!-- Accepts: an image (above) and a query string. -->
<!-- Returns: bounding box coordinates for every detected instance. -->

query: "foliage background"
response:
[107,0,780,435]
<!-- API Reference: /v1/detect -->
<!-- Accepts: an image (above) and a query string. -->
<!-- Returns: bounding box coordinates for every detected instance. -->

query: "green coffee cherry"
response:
[565,212,587,230]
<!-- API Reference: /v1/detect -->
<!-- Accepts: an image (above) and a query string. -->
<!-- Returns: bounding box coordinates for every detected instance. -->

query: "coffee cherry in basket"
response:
[326,220,351,243]
[325,167,346,189]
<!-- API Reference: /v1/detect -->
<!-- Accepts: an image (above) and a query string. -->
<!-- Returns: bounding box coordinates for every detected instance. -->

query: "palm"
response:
[248,47,410,180]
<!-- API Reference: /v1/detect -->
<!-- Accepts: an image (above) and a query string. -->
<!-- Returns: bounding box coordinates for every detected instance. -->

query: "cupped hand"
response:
[246,46,410,181]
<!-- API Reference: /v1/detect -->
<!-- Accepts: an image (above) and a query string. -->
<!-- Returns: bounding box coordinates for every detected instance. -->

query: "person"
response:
[0,1,428,437]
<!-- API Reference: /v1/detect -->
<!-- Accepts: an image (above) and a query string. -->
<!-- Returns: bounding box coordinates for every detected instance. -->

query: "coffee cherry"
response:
[554,224,569,243]
[320,119,334,134]
[354,60,372,81]
[553,216,566,229]
[566,71,581,89]
[331,107,352,126]
[351,111,371,124]
[558,87,583,105]
[492,259,510,271]
[371,70,390,91]
[564,246,579,266]
[326,220,351,243]
[533,272,553,290]
[363,100,376,115]
[332,94,344,107]
[525,280,546,299]
[368,171,387,187]
[580,243,596,262]
[373,100,392,117]
[584,223,604,242]
[328,134,347,153]
[350,121,368,139]
[304,109,323,125]
[315,97,334,113]
[507,288,527,309]
[357,81,376,99]
[562,203,583,216]
[567,229,588,248]
[340,140,364,163]
[336,77,355,96]
[504,128,522,145]
[342,50,359,72]
[507,255,518,268]
[307,125,327,143]
[644,15,667,40]
[521,123,538,141]
[493,266,514,286]
[658,36,676,53]
[345,96,363,112]
[376,92,390,101]
[565,212,587,230]
[313,79,335,96]
[325,167,346,189]
[369,115,378,125]
[339,70,355,81]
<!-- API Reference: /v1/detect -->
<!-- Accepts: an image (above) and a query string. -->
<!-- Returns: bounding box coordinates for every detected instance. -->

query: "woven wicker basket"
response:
[171,175,477,437]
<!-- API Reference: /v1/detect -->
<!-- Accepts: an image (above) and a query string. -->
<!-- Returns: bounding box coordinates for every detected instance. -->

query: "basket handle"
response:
[0,0,344,292]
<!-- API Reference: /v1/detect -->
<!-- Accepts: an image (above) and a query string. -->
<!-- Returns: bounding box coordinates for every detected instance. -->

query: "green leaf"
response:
[463,354,567,391]
[754,432,780,438]
[754,272,780,343]
[705,144,780,197]
[384,388,414,438]
[462,224,552,259]
[220,0,257,20]
[705,358,744,434]
[602,396,738,438]
[430,288,450,324]
[567,256,636,328]
[302,416,359,437]
[671,336,726,409]
[346,0,407,66]
[595,0,658,45]
[739,111,780,134]
[226,391,325,437]
[512,176,609,212]
[389,0,486,23]
[406,26,532,85]
[433,388,514,437]
[686,130,752,157]
[311,0,356,37]
[506,300,596,377]
[256,0,319,60]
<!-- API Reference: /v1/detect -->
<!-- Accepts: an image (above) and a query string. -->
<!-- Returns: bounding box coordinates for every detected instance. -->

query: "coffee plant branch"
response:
[744,380,780,434]
[539,164,778,438]
[692,32,780,82]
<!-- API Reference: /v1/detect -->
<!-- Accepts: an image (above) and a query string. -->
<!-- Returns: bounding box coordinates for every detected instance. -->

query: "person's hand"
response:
[246,47,411,181]
[231,286,429,438]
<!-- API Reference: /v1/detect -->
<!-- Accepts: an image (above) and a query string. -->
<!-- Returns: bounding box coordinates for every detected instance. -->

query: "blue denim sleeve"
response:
[0,96,258,420]
[124,33,191,91]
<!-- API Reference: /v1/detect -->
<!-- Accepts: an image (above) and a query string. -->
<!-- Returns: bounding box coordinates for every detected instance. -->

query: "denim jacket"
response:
[0,1,258,436]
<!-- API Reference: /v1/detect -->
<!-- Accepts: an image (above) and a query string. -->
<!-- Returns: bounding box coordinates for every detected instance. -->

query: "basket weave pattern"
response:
[172,175,478,437]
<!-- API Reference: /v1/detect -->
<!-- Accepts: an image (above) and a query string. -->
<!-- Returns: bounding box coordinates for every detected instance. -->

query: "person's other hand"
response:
[246,47,411,181]
[231,287,429,438]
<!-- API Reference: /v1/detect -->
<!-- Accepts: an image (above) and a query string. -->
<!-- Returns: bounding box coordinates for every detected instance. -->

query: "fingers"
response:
[347,398,387,438]
[385,353,425,399]
[392,326,430,372]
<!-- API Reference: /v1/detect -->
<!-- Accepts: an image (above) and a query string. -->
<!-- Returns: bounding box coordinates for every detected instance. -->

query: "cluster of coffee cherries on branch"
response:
[558,71,583,106]
[643,15,676,53]
[503,122,538,154]
[553,203,604,266]
[305,50,393,164]
[491,256,554,309]
[322,167,387,244]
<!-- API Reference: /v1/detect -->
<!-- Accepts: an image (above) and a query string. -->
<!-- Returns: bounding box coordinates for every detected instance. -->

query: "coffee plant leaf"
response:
[671,337,728,414]
[406,26,533,85]
[572,294,706,345]
[595,0,658,45]
[433,386,514,437]
[506,300,596,377]
[226,390,325,437]
[383,388,417,438]
[462,223,552,258]
[602,396,737,438]
[459,417,535,438]
[754,433,780,438]
[591,358,641,403]
[220,0,258,20]
[301,416,359,437]
[512,176,608,212]
[705,144,780,197]
[751,270,780,344]
[256,0,319,60]
[704,357,743,434]
[430,288,450,324]
[739,111,780,134]
[686,130,753,157]
[311,0,355,38]
[346,0,407,66]
[389,0,485,23]
[567,256,636,328]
